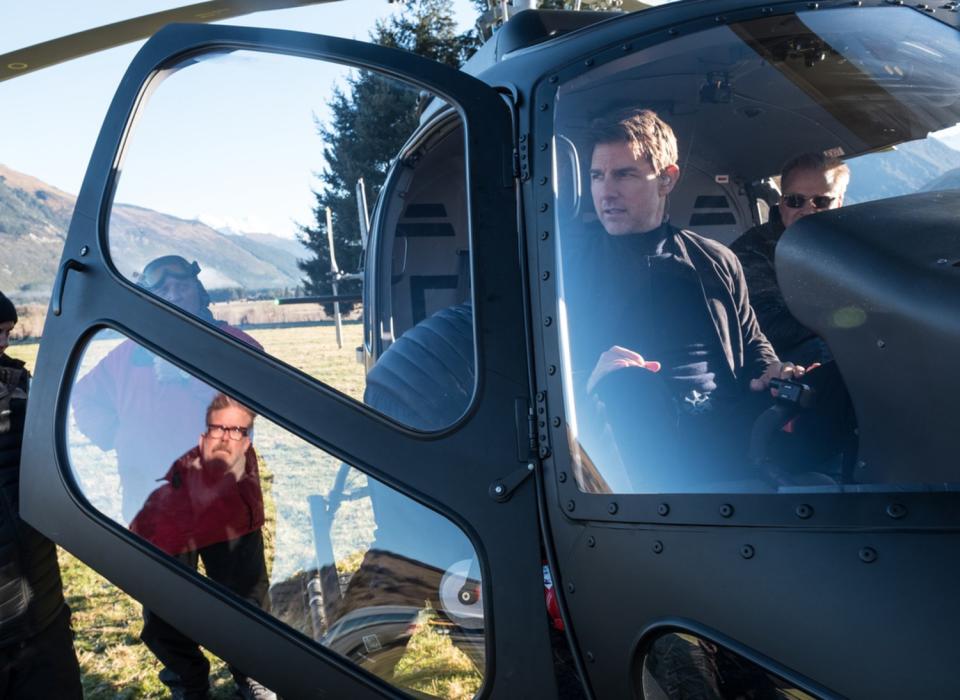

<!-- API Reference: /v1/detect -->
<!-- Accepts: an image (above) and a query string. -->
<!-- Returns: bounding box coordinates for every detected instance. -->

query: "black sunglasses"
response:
[781,193,836,210]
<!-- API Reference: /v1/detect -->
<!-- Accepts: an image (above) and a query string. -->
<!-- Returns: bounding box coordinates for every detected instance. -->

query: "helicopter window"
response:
[105,49,474,432]
[552,7,960,494]
[66,329,486,698]
[636,630,817,700]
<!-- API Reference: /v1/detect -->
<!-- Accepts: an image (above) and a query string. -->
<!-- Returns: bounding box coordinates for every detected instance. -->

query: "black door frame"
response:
[21,23,557,699]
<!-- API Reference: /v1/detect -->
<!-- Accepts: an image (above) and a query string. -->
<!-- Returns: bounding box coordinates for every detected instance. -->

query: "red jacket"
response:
[129,445,265,555]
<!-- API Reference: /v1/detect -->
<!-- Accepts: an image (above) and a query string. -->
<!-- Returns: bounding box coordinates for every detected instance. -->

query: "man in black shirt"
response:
[564,110,795,491]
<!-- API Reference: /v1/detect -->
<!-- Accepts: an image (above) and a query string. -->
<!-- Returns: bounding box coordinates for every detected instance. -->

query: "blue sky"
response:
[0,1,479,238]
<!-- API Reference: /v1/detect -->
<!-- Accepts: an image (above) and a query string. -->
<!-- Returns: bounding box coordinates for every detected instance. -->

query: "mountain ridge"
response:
[1,163,309,301]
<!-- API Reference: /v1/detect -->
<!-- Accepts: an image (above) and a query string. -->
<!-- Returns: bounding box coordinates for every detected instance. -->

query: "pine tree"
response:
[298,0,478,312]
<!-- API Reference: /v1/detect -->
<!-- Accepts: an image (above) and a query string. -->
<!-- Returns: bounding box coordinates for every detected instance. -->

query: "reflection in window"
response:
[107,49,473,431]
[68,330,485,698]
[638,631,817,699]
[553,6,960,495]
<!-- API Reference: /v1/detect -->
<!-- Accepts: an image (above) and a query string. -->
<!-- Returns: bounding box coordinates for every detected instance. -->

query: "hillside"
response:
[921,166,960,192]
[0,163,310,302]
[225,231,311,285]
[0,166,75,299]
[845,137,960,204]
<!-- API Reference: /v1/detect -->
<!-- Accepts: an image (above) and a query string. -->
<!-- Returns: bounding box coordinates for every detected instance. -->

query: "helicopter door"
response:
[20,24,556,699]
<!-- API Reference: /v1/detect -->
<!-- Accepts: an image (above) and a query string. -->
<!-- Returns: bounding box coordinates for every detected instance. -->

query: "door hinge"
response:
[514,133,531,182]
[534,390,551,459]
[497,393,550,502]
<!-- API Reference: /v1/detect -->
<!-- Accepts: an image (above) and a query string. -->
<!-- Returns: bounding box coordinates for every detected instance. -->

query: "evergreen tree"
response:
[298,0,478,312]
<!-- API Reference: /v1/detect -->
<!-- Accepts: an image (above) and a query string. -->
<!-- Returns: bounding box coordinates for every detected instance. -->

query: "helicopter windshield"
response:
[553,6,960,494]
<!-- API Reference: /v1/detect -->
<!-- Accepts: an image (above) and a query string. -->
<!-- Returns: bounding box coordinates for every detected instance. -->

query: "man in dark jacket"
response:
[563,110,796,492]
[731,153,850,365]
[0,290,83,698]
[132,392,274,700]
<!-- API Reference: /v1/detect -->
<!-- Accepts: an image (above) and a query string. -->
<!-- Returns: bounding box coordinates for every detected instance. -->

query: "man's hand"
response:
[750,361,812,393]
[587,345,661,394]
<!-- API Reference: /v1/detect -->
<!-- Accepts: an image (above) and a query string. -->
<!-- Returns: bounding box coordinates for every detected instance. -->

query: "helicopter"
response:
[7,0,960,697]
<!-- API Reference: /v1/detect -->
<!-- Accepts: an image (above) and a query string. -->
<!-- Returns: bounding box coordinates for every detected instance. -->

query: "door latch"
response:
[52,258,86,316]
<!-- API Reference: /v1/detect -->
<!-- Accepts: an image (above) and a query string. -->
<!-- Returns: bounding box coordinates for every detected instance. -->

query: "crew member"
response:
[731,152,850,365]
[131,393,275,700]
[0,290,83,698]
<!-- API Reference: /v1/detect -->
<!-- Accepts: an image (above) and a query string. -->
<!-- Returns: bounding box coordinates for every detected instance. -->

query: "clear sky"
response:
[0,0,479,238]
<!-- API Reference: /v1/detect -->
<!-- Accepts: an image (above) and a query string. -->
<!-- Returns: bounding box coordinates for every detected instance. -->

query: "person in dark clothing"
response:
[562,110,799,492]
[731,153,850,365]
[731,154,857,473]
[0,290,83,699]
[132,393,274,700]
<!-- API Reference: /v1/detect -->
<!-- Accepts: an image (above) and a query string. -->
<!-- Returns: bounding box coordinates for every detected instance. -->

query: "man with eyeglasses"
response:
[130,393,275,700]
[732,153,850,365]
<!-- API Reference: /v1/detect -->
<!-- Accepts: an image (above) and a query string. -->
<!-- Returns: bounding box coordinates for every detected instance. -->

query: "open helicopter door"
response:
[20,24,557,698]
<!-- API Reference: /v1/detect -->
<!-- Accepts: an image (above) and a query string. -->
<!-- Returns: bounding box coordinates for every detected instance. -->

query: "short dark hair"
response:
[781,152,851,192]
[0,291,17,326]
[590,108,679,175]
[205,393,256,427]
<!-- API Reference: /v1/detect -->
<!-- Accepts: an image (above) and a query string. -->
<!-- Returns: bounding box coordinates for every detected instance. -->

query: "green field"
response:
[7,323,481,700]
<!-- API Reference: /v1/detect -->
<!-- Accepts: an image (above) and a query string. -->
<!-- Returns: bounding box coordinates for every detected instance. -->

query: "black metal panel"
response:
[778,189,960,484]
[21,23,556,699]
[563,525,958,698]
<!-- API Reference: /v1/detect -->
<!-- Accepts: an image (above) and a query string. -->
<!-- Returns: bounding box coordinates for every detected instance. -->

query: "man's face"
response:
[780,168,845,229]
[200,406,252,478]
[0,320,14,357]
[152,275,202,315]
[590,141,677,236]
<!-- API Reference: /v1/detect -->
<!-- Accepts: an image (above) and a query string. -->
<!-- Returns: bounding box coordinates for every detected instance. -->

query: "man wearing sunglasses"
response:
[732,153,850,365]
[130,393,274,700]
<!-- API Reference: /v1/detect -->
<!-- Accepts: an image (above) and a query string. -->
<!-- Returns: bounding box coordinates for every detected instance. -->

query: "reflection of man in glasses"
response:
[732,153,850,365]
[130,393,275,700]
[72,255,262,523]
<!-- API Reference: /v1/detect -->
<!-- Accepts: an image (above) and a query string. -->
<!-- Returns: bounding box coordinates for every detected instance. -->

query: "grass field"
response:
[7,323,481,700]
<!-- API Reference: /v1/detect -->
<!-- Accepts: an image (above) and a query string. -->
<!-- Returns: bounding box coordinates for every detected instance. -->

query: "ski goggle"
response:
[139,256,201,291]
[781,193,836,210]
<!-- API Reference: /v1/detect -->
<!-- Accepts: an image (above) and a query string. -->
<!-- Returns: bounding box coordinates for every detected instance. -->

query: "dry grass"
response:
[5,298,360,342]
[6,323,482,700]
[393,609,483,700]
